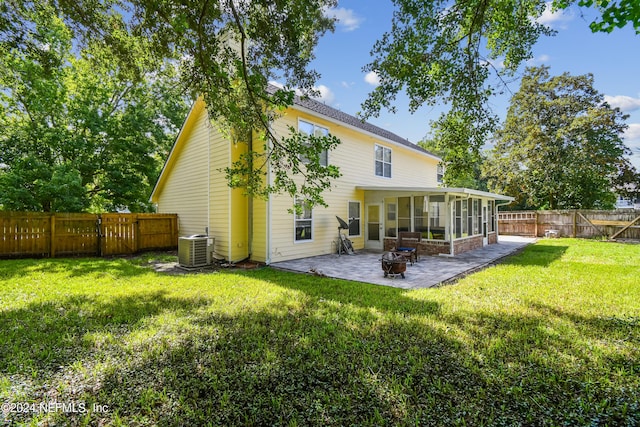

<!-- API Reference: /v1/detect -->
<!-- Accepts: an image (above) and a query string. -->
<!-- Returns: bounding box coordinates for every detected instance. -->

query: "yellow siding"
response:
[249,135,268,262]
[155,99,439,264]
[267,108,439,262]
[251,197,268,262]
[208,122,231,260]
[229,142,249,262]
[155,101,209,237]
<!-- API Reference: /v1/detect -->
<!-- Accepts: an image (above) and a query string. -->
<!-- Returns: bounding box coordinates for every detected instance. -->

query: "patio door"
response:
[366,203,383,250]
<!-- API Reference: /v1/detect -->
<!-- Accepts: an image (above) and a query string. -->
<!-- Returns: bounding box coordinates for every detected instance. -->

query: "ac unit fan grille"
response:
[178,237,210,267]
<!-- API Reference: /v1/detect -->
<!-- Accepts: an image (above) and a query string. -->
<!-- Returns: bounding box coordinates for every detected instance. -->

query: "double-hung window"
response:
[299,119,328,166]
[375,145,392,178]
[294,198,313,242]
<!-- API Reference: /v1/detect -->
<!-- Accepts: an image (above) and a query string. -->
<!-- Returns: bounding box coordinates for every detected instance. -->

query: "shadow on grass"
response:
[0,290,211,375]
[88,294,639,426]
[2,261,638,426]
[0,257,151,280]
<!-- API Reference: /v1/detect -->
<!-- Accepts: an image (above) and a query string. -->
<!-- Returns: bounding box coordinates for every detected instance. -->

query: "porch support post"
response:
[449,194,455,256]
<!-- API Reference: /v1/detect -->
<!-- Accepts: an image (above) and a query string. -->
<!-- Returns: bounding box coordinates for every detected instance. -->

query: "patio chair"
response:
[396,231,422,264]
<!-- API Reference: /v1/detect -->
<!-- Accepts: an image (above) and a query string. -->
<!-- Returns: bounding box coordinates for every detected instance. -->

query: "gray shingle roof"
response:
[269,85,439,159]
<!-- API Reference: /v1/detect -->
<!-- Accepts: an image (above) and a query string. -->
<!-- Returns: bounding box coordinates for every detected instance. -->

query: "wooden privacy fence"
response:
[498,210,640,240]
[0,212,178,258]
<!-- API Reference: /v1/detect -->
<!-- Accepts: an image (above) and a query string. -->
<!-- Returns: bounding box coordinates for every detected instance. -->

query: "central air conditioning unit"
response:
[178,235,215,268]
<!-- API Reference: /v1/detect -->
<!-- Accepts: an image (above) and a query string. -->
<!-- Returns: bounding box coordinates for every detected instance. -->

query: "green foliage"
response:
[361,0,552,179]
[0,7,188,212]
[1,1,340,211]
[361,0,639,180]
[419,113,489,190]
[559,0,640,34]
[484,66,636,210]
[226,126,342,212]
[1,239,639,425]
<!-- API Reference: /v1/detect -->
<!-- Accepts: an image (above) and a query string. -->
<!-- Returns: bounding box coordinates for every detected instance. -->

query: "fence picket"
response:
[0,212,178,258]
[498,210,640,240]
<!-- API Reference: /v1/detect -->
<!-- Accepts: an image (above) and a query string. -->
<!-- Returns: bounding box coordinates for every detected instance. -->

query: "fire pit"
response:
[380,252,407,278]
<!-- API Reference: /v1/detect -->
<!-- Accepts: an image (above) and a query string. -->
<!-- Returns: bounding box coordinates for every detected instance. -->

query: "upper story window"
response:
[437,163,444,184]
[375,144,392,178]
[299,119,328,166]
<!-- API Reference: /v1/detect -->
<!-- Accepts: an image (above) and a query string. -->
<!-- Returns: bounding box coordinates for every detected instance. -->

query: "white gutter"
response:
[207,118,211,237]
[265,123,273,265]
[356,186,515,202]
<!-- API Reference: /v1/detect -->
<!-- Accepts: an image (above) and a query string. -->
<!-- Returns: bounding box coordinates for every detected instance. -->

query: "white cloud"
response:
[269,81,335,105]
[364,71,380,86]
[624,124,640,169]
[527,54,551,65]
[604,95,640,112]
[341,81,354,89]
[481,58,505,70]
[624,123,640,141]
[311,84,336,105]
[536,2,573,29]
[326,7,362,32]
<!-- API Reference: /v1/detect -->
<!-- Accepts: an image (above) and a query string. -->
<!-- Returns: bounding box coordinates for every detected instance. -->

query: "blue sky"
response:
[293,1,640,169]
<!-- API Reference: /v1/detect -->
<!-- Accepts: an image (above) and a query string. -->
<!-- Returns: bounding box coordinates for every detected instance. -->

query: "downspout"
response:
[265,124,273,265]
[247,131,253,260]
[207,116,211,237]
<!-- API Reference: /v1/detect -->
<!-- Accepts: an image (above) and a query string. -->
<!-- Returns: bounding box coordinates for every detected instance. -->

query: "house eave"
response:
[290,104,442,162]
[149,98,205,203]
[355,186,515,201]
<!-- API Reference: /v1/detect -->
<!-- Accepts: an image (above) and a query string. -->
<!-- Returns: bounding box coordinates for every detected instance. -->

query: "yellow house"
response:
[150,91,513,263]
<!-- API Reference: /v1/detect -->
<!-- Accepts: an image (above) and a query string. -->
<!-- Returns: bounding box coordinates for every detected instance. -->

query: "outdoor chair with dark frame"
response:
[395,231,421,264]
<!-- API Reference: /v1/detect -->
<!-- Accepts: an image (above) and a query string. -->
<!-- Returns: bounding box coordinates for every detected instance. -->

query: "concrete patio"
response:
[271,236,536,289]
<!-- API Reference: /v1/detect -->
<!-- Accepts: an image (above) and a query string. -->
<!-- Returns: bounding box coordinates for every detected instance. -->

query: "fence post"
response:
[96,215,102,257]
[135,214,140,253]
[535,211,539,237]
[573,211,577,238]
[50,214,56,258]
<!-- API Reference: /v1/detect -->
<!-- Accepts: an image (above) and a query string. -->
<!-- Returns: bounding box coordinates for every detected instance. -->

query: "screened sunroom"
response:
[357,187,514,256]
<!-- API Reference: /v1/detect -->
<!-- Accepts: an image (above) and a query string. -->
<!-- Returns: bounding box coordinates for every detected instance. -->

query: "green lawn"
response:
[1,239,638,426]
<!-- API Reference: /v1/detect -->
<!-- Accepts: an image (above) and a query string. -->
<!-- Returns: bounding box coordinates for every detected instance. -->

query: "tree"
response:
[482,66,636,210]
[360,0,639,181]
[1,0,341,211]
[0,8,189,212]
[419,113,489,190]
[557,0,640,33]
[3,1,638,209]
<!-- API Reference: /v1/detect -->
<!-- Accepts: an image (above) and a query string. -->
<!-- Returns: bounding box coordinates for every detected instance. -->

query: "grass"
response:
[0,238,638,426]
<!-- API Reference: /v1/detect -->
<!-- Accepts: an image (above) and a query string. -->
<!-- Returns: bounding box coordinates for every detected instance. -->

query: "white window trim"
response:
[298,118,329,167]
[348,200,361,237]
[437,163,444,184]
[293,197,314,243]
[374,144,392,178]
